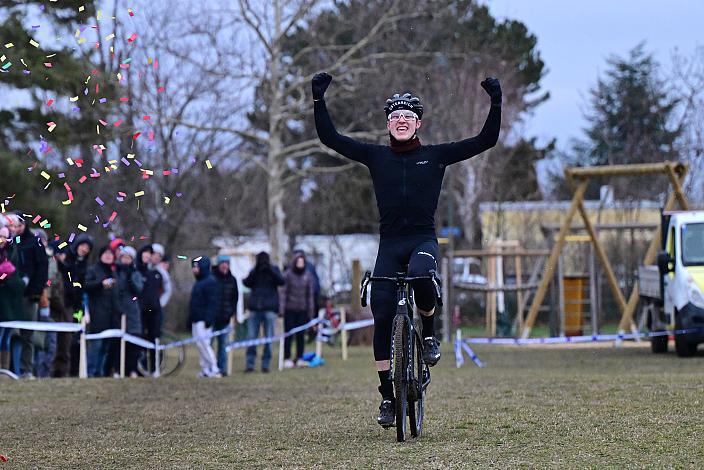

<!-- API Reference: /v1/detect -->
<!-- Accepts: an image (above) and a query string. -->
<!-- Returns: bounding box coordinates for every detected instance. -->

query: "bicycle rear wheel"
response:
[392,314,409,442]
[408,322,425,438]
[137,331,186,377]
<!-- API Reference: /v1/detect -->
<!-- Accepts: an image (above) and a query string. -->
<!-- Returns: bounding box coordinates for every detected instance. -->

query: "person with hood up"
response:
[190,256,221,378]
[84,246,120,377]
[57,232,93,377]
[137,244,163,374]
[292,248,321,343]
[243,251,284,373]
[7,212,49,378]
[212,255,239,375]
[280,251,315,368]
[0,224,24,372]
[47,240,70,377]
[114,246,144,377]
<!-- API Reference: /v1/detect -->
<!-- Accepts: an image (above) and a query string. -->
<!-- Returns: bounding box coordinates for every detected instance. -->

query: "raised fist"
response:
[480,77,502,105]
[312,72,332,101]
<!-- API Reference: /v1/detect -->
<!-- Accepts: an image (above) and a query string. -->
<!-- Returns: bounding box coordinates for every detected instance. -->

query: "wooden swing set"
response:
[521,161,690,338]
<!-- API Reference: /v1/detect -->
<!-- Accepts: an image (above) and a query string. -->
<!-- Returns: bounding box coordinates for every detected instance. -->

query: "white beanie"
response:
[152,243,165,255]
[121,246,138,260]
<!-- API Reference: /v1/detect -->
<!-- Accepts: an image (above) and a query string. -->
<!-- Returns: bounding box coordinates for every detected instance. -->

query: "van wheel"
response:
[674,313,697,357]
[650,332,668,353]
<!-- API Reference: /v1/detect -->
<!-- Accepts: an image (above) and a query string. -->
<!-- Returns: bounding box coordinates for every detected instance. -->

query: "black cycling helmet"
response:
[384,92,423,119]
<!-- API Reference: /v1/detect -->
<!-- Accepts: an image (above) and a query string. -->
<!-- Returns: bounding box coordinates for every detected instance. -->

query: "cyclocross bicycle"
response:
[360,269,443,442]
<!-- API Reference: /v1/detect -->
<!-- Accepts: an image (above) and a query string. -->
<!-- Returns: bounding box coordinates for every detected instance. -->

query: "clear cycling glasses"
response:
[388,111,418,122]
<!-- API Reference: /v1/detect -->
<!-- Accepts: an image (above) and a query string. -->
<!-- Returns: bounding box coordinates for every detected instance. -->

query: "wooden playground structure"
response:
[520,161,689,338]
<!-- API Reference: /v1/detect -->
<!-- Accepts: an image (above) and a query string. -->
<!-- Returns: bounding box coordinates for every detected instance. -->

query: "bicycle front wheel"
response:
[392,314,409,442]
[408,321,425,438]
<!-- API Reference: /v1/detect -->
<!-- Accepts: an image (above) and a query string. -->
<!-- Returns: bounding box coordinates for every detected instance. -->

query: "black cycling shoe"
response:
[377,399,395,428]
[422,337,441,366]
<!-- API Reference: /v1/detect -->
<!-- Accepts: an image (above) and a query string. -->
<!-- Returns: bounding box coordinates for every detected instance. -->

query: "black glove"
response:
[480,77,502,105]
[311,72,332,101]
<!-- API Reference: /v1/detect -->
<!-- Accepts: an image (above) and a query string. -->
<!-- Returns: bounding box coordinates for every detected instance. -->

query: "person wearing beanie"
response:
[109,238,125,254]
[189,256,220,378]
[313,72,501,426]
[84,246,120,377]
[150,243,172,311]
[34,235,64,378]
[136,244,163,375]
[114,246,144,377]
[243,251,284,373]
[211,255,239,375]
[8,212,49,378]
[280,252,315,368]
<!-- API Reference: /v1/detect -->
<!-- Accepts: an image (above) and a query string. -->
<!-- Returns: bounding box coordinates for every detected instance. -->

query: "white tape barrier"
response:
[0,321,81,333]
[1,316,377,354]
[225,318,323,352]
[0,321,231,351]
[454,328,704,368]
[226,317,377,351]
[460,328,704,346]
[319,318,374,337]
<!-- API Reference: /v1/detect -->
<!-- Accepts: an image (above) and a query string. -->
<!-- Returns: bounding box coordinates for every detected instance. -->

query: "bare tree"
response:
[672,46,704,203]
[169,0,435,263]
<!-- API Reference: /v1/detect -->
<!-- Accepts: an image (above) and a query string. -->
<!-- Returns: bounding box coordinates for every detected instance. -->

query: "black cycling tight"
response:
[370,235,438,361]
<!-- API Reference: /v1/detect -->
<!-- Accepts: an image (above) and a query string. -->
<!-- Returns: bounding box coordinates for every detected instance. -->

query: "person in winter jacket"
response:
[211,255,238,375]
[115,246,144,377]
[56,232,93,377]
[190,256,220,378]
[280,251,315,368]
[293,248,321,343]
[85,246,120,377]
[151,243,172,311]
[243,251,284,372]
[46,240,70,377]
[0,225,24,372]
[33,229,56,378]
[137,244,163,374]
[7,212,49,378]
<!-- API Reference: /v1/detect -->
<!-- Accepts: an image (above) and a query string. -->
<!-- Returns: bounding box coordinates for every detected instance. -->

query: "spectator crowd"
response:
[0,211,321,379]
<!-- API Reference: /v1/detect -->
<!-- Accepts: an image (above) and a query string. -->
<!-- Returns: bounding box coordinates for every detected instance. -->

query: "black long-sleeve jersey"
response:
[314,99,501,238]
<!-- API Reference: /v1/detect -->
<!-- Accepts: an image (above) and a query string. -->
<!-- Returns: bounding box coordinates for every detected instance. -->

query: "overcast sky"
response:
[486,0,704,149]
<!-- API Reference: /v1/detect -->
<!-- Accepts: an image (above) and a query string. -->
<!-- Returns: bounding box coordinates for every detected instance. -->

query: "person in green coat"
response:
[0,225,25,371]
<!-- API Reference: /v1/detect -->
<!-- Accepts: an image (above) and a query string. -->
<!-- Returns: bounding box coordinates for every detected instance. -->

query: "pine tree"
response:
[570,44,682,199]
[0,1,120,234]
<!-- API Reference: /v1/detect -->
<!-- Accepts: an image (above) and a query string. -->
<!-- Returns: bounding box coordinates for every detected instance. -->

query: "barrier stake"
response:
[227,315,235,377]
[315,309,324,359]
[341,307,348,361]
[154,338,161,378]
[278,317,284,371]
[456,329,462,368]
[278,336,285,371]
[119,314,126,378]
[78,315,87,379]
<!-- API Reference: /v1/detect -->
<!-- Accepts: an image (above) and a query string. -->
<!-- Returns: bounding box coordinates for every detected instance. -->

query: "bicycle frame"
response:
[361,270,441,441]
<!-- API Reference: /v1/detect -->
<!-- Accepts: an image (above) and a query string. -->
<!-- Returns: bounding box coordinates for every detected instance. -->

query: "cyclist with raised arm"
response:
[312,72,501,427]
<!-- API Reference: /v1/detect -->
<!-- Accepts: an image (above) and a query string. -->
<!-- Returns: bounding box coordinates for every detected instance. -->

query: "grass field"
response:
[2,340,704,468]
